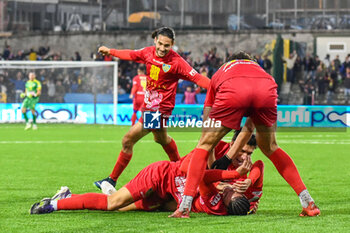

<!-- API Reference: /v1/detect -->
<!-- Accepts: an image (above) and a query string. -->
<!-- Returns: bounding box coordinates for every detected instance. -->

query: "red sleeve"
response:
[248,160,264,185]
[203,169,241,184]
[109,49,133,60]
[204,80,215,107]
[199,169,241,196]
[130,76,138,95]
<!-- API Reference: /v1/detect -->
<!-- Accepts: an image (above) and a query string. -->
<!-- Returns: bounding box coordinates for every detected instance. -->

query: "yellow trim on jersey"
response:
[34,79,42,91]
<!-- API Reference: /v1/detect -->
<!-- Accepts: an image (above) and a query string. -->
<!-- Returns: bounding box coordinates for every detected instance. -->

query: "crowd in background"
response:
[1,45,350,105]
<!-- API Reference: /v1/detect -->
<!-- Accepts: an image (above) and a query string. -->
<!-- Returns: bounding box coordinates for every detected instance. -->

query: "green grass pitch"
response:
[0,124,349,232]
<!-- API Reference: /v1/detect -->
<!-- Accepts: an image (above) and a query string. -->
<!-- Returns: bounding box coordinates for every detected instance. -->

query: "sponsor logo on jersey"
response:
[152,59,164,64]
[162,64,171,73]
[189,68,197,76]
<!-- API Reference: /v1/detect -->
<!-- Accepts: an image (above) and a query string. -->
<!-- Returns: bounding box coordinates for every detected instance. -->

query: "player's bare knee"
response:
[107,196,122,211]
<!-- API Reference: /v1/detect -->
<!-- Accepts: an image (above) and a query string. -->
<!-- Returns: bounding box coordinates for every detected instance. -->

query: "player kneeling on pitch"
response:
[30,132,262,216]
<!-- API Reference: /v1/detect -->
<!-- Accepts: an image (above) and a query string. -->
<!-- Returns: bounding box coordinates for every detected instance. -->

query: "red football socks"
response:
[57,193,108,210]
[162,138,180,162]
[109,151,132,181]
[268,148,306,195]
[131,113,137,126]
[184,148,209,197]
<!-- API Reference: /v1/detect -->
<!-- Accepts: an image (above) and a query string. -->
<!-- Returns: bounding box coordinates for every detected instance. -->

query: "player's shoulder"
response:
[138,46,154,53]
[34,79,42,85]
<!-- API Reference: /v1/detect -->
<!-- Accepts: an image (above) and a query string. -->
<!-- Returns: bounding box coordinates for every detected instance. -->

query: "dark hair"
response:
[151,27,175,42]
[138,65,146,73]
[227,196,250,215]
[232,128,257,147]
[227,51,255,62]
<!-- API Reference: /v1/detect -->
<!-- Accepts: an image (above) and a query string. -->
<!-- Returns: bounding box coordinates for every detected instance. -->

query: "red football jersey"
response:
[205,59,275,107]
[131,74,147,101]
[130,46,202,115]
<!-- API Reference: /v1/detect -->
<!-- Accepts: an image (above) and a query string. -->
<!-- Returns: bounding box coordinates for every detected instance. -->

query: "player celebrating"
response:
[21,72,41,130]
[94,27,210,189]
[30,133,262,216]
[171,51,320,218]
[130,66,147,125]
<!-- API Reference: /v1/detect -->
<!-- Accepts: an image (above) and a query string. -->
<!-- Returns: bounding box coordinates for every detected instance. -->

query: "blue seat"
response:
[64,93,94,103]
[175,94,184,104]
[197,94,206,104]
[97,94,113,103]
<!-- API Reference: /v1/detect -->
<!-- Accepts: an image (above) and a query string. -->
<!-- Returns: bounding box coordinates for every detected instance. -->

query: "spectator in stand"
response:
[263,55,272,74]
[333,55,341,72]
[118,84,126,95]
[55,80,65,103]
[71,80,79,93]
[315,64,326,100]
[329,60,338,89]
[340,55,350,78]
[255,55,264,68]
[283,51,297,83]
[14,50,25,60]
[47,79,56,102]
[293,55,303,83]
[193,57,203,72]
[344,67,350,104]
[75,52,82,61]
[326,72,336,104]
[2,45,12,60]
[323,54,330,69]
[9,71,26,103]
[28,48,37,61]
[302,82,314,105]
[303,53,316,80]
[0,75,8,103]
[182,86,200,104]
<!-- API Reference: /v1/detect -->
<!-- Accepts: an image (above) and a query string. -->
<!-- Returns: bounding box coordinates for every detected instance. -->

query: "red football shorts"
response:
[133,97,144,111]
[209,77,278,130]
[124,161,174,202]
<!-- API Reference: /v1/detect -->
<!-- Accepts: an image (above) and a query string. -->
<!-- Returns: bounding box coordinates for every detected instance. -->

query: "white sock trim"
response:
[299,189,314,208]
[51,200,58,211]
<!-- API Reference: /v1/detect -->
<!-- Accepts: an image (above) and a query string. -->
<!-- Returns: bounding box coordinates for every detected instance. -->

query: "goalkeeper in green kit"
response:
[21,72,41,130]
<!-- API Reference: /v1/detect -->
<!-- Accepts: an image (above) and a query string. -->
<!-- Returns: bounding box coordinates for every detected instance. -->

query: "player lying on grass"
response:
[30,132,263,216]
[106,130,262,215]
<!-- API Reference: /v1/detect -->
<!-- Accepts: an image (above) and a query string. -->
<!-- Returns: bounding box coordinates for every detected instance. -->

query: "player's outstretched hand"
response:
[235,157,252,176]
[211,154,232,170]
[98,46,110,56]
[20,93,26,98]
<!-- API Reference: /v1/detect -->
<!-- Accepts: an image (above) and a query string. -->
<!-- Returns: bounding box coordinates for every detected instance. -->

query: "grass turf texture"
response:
[0,124,349,233]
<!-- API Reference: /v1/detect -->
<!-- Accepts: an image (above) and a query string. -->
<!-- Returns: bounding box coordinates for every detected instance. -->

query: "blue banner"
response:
[0,103,349,127]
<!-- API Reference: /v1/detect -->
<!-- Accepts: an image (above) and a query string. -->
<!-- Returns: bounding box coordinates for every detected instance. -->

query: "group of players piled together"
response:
[30,27,320,218]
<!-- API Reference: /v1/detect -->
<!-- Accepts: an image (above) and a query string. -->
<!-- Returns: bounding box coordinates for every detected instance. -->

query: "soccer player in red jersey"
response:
[171,51,320,218]
[94,27,210,189]
[130,66,147,125]
[30,132,262,217]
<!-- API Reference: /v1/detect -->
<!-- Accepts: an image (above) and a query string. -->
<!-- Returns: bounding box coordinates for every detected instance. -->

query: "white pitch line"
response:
[1,139,350,145]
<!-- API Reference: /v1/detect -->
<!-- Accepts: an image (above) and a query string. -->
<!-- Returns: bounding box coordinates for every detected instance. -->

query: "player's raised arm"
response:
[98,46,133,60]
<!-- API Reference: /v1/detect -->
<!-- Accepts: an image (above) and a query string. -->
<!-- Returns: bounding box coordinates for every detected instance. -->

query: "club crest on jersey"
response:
[162,64,171,73]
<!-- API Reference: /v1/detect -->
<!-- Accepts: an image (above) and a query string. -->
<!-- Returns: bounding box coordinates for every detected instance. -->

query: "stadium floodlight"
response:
[0,60,119,125]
